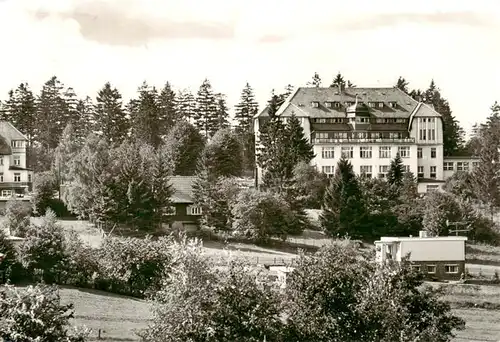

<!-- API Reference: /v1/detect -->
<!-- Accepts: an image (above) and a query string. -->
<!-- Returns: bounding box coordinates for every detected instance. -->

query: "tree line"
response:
[0,77,259,173]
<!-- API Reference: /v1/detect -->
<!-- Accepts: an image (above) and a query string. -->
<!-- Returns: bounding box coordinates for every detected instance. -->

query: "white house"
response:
[375,231,467,280]
[253,86,477,193]
[0,121,32,199]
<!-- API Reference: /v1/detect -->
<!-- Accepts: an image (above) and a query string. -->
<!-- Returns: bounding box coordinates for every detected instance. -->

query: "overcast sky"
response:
[0,0,499,134]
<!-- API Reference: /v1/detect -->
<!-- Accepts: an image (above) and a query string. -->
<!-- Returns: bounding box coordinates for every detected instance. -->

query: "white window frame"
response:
[378,165,389,178]
[379,146,391,159]
[463,162,469,171]
[398,146,410,158]
[444,264,459,274]
[457,162,463,171]
[360,165,372,178]
[1,190,11,197]
[341,147,353,159]
[14,173,21,182]
[430,166,437,179]
[360,146,372,159]
[311,101,319,108]
[417,166,424,178]
[411,264,421,272]
[321,147,335,159]
[417,147,422,159]
[426,185,439,193]
[0,172,3,182]
[322,165,335,177]
[443,162,454,171]
[13,155,21,166]
[403,165,410,173]
[431,148,436,158]
[166,206,177,216]
[187,205,202,216]
[427,265,437,274]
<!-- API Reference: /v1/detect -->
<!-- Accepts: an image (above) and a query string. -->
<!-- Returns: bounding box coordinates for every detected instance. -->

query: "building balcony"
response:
[0,182,31,188]
[312,137,415,144]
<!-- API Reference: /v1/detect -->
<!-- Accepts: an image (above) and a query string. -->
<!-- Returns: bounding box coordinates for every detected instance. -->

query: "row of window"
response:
[444,161,479,171]
[0,172,26,182]
[411,264,459,274]
[321,165,411,178]
[417,166,437,179]
[417,118,437,141]
[321,146,411,159]
[315,132,408,140]
[11,140,25,148]
[166,205,202,216]
[312,101,398,109]
[0,155,21,166]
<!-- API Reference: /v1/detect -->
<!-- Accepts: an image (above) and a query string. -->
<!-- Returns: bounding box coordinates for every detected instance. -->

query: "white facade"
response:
[375,235,467,263]
[254,87,477,193]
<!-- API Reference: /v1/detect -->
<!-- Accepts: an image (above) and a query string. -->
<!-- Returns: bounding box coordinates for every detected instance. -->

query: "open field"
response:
[56,282,500,342]
[60,287,151,341]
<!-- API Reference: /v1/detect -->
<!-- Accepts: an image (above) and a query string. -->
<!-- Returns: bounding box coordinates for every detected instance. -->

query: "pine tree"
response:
[320,157,367,238]
[286,113,315,165]
[35,76,69,149]
[176,89,196,123]
[94,82,129,146]
[214,93,230,133]
[330,73,356,90]
[195,79,218,139]
[234,83,258,134]
[395,77,410,94]
[424,80,465,156]
[73,96,94,143]
[387,153,405,187]
[158,82,178,135]
[4,83,36,145]
[129,82,162,148]
[164,120,205,176]
[307,72,322,87]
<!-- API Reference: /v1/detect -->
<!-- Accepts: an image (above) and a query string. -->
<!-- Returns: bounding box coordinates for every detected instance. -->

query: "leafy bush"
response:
[0,284,90,341]
[18,209,67,283]
[62,230,100,287]
[31,170,58,216]
[95,235,173,297]
[231,189,299,244]
[3,199,32,237]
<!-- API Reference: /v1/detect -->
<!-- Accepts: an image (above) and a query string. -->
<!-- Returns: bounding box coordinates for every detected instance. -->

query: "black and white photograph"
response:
[0,0,500,341]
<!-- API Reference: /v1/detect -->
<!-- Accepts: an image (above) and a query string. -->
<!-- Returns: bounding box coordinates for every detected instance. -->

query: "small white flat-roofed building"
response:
[375,231,467,280]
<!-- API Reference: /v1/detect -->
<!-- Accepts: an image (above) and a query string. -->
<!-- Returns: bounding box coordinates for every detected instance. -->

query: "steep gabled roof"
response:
[0,121,28,141]
[170,176,197,204]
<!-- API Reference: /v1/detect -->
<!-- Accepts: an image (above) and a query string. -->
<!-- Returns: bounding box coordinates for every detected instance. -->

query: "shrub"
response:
[3,199,32,237]
[95,235,173,297]
[0,284,90,341]
[62,230,100,288]
[18,209,67,283]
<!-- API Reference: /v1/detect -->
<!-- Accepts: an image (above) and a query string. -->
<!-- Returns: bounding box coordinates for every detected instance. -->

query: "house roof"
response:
[256,87,426,119]
[170,176,197,204]
[0,135,12,155]
[0,121,28,141]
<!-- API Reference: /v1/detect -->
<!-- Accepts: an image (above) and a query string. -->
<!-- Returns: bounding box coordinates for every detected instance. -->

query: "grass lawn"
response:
[60,287,151,341]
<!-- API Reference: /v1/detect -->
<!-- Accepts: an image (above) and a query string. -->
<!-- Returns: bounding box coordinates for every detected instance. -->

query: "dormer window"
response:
[334,102,341,108]
[325,102,332,108]
[378,102,384,108]
[11,140,24,148]
[389,102,397,108]
[311,101,319,108]
[368,102,376,107]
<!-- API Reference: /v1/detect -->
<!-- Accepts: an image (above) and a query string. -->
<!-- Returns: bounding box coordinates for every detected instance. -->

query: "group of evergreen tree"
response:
[0,76,260,174]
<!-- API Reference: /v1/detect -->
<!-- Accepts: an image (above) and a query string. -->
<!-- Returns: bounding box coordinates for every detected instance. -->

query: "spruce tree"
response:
[395,76,410,94]
[330,73,356,89]
[234,83,258,173]
[286,113,315,165]
[198,128,243,179]
[4,83,36,145]
[424,80,465,156]
[387,153,405,187]
[214,93,230,132]
[164,120,205,176]
[194,79,218,139]
[35,76,69,149]
[307,72,322,87]
[176,89,196,123]
[73,96,94,143]
[94,82,129,146]
[320,157,367,238]
[158,82,178,135]
[129,82,162,148]
[234,83,258,134]
[53,123,80,191]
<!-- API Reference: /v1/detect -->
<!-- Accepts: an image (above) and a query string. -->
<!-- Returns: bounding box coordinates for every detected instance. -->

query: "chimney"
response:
[419,231,428,238]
